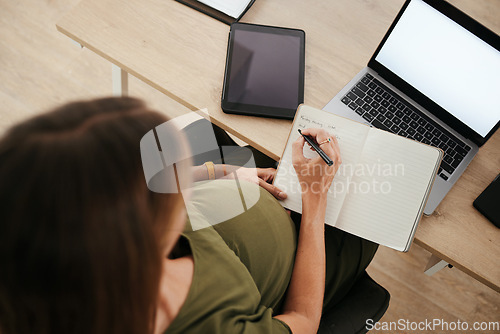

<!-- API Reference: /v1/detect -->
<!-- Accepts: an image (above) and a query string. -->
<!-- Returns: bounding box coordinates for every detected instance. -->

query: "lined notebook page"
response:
[197,0,250,18]
[274,105,370,223]
[335,129,441,251]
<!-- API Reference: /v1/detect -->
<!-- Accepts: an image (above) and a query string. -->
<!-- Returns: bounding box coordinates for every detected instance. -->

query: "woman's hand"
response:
[222,167,288,201]
[292,128,342,202]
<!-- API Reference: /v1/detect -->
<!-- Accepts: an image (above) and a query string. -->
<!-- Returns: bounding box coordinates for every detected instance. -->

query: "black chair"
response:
[318,272,390,334]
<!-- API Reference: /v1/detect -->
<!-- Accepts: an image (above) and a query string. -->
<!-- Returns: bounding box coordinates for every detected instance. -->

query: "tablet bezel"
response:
[221,22,305,120]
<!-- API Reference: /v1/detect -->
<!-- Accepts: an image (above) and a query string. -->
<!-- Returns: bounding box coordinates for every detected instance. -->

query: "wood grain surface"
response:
[1,0,498,330]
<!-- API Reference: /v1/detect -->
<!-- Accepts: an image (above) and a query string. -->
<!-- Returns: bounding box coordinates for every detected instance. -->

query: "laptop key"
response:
[391,124,400,133]
[432,128,442,137]
[465,145,471,152]
[440,173,449,181]
[367,89,375,97]
[341,96,351,105]
[400,123,409,130]
[347,92,357,101]
[379,106,387,114]
[389,97,398,104]
[447,138,457,146]
[366,73,374,79]
[393,117,402,124]
[440,133,449,142]
[407,128,416,136]
[348,102,357,110]
[356,98,365,106]
[356,82,369,92]
[362,104,371,111]
[417,126,425,134]
[369,109,378,116]
[425,123,434,131]
[431,137,440,146]
[444,155,454,164]
[371,101,380,109]
[386,111,394,119]
[355,107,364,116]
[384,119,394,128]
[422,138,431,145]
[396,102,405,110]
[372,118,391,132]
[454,153,464,162]
[381,100,390,108]
[415,133,423,141]
[455,145,467,156]
[363,96,373,103]
[410,120,419,128]
[410,113,419,121]
[382,92,391,100]
[451,158,461,168]
[399,130,409,137]
[440,161,455,174]
[352,87,366,98]
[374,95,383,102]
[368,82,377,89]
[395,110,404,118]
[403,107,412,115]
[418,118,427,126]
[375,87,384,95]
[363,113,374,122]
[376,114,386,122]
[424,132,432,139]
[361,77,371,85]
[388,105,397,113]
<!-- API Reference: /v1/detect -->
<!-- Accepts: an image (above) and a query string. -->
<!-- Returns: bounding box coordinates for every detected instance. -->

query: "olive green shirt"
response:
[165,180,377,333]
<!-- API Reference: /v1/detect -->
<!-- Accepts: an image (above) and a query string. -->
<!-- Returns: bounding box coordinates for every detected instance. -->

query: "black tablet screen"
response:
[226,28,302,110]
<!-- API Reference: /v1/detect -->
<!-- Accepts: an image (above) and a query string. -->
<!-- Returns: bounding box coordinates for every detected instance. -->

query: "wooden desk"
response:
[57,0,500,291]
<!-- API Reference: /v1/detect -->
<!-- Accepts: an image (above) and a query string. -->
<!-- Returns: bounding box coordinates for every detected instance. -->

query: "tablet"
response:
[221,23,305,119]
[473,173,500,228]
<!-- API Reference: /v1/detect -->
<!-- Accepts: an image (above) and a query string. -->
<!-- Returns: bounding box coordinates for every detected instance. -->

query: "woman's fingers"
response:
[292,135,307,165]
[324,135,342,165]
[258,178,287,200]
[300,128,330,143]
[301,128,341,165]
[257,168,276,183]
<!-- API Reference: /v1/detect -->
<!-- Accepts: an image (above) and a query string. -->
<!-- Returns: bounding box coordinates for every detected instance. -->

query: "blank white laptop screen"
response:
[375,0,500,138]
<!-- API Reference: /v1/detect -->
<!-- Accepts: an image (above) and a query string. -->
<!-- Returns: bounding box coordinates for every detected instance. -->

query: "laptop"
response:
[323,0,500,215]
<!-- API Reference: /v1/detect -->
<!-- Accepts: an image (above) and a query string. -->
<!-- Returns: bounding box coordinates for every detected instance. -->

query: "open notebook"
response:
[274,105,443,252]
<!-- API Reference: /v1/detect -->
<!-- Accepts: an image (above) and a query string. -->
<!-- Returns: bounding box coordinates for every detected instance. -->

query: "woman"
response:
[0,97,377,334]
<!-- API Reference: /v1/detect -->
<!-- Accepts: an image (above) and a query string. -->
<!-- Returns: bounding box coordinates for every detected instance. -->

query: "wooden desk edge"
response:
[413,238,500,293]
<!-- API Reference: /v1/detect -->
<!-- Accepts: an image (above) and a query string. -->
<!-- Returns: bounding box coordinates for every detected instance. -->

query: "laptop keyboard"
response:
[341,73,471,181]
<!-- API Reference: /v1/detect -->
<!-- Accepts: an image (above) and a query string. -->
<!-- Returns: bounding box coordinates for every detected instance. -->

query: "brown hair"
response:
[0,97,184,334]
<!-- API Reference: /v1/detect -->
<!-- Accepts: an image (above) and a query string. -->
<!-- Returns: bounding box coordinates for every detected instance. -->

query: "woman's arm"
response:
[275,128,341,333]
[191,164,287,200]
